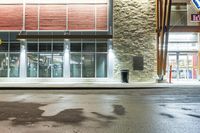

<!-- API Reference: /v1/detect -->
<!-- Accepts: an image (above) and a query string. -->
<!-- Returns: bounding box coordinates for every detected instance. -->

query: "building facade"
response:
[167,0,200,81]
[0,0,157,83]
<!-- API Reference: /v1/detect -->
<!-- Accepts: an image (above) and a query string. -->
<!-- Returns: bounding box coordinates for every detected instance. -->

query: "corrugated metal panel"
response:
[68,5,95,30]
[39,5,66,30]
[25,5,38,30]
[0,5,23,30]
[96,5,108,30]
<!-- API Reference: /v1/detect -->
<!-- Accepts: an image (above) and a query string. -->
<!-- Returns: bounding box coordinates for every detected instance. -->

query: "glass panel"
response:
[0,32,9,41]
[82,53,95,77]
[27,43,38,52]
[39,54,51,77]
[170,5,187,26]
[96,54,107,77]
[0,53,8,77]
[179,55,187,79]
[70,43,81,52]
[96,43,107,52]
[9,53,20,77]
[53,54,63,77]
[10,43,20,52]
[27,53,38,77]
[168,55,177,79]
[82,43,95,52]
[70,53,81,77]
[39,43,52,52]
[0,43,8,52]
[53,43,64,52]
[10,32,20,41]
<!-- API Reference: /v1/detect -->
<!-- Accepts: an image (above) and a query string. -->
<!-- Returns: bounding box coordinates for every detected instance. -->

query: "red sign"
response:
[191,14,200,22]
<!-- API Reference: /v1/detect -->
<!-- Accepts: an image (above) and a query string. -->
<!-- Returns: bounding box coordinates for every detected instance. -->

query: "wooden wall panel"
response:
[96,5,108,30]
[25,5,38,30]
[68,5,95,30]
[40,5,66,30]
[0,5,23,30]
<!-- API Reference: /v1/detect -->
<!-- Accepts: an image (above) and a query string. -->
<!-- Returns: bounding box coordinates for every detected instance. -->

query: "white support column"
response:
[108,39,114,79]
[20,40,27,78]
[63,39,70,78]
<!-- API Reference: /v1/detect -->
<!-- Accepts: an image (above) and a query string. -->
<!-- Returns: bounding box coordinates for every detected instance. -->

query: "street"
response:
[0,88,200,133]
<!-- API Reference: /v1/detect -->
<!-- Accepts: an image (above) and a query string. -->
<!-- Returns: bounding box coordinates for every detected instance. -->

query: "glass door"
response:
[168,52,198,80]
[178,54,187,79]
[168,54,178,79]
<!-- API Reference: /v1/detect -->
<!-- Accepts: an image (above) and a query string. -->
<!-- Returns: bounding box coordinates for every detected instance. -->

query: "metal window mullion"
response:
[37,39,39,77]
[23,0,26,31]
[66,1,68,31]
[51,38,53,78]
[8,33,10,78]
[38,4,40,31]
[95,39,97,78]
[81,39,83,78]
[95,0,97,32]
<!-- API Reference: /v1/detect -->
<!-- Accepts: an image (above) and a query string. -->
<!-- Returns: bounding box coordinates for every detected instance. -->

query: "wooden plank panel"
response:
[40,5,66,30]
[96,5,108,30]
[25,5,38,30]
[68,5,95,30]
[0,5,23,30]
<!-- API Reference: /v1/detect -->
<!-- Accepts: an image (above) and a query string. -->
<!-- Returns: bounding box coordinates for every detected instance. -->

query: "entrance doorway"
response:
[168,52,198,80]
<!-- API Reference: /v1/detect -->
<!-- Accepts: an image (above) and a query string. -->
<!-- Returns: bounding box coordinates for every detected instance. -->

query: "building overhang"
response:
[16,34,113,40]
[170,26,200,32]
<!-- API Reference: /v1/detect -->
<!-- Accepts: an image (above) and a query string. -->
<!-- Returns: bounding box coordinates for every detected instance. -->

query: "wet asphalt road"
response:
[0,87,200,133]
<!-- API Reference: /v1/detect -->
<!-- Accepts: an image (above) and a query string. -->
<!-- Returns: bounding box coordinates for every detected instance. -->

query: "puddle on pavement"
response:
[0,102,86,125]
[187,114,200,119]
[182,108,192,111]
[91,112,117,120]
[113,105,125,115]
[0,102,122,126]
[160,113,175,118]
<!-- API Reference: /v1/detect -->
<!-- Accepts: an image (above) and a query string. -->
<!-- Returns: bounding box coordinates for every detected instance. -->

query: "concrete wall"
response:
[113,0,157,82]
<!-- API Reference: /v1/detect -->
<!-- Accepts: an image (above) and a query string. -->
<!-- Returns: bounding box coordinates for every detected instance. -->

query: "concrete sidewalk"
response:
[0,80,200,89]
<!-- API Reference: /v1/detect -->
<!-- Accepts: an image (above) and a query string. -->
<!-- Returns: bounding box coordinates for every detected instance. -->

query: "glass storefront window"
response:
[53,43,64,52]
[70,53,81,77]
[70,43,81,52]
[170,4,187,26]
[27,43,38,52]
[10,43,20,52]
[27,53,38,77]
[82,43,95,52]
[53,54,63,77]
[39,43,52,52]
[82,53,95,77]
[96,54,107,77]
[0,53,8,77]
[9,53,20,77]
[96,43,107,52]
[0,43,8,52]
[70,40,108,78]
[39,54,51,77]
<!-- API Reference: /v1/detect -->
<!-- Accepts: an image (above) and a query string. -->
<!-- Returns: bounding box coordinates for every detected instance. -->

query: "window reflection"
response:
[9,53,20,77]
[70,53,81,77]
[27,53,38,77]
[96,54,107,77]
[53,54,63,77]
[82,53,95,77]
[39,54,51,77]
[0,53,8,77]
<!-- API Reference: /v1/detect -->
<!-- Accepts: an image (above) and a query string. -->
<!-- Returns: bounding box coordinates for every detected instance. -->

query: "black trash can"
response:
[121,69,129,83]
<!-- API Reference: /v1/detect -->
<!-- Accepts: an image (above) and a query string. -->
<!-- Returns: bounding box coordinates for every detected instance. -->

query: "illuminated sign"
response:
[191,14,200,21]
[192,0,200,10]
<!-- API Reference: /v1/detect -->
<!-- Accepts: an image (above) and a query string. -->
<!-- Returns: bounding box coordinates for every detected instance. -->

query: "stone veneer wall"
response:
[113,0,157,82]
